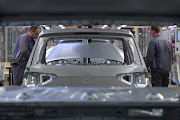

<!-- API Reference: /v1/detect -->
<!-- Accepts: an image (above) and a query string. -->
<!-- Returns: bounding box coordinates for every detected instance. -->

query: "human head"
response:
[28,25,40,39]
[150,25,161,38]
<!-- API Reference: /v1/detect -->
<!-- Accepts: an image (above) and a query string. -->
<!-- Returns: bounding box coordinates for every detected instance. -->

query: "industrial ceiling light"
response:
[121,25,127,27]
[59,25,65,29]
[101,25,108,29]
[40,25,50,30]
[45,26,50,30]
[168,25,177,28]
[117,27,121,29]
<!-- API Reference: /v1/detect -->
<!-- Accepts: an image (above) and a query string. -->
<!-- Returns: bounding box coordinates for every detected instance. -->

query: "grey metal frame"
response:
[24,29,148,87]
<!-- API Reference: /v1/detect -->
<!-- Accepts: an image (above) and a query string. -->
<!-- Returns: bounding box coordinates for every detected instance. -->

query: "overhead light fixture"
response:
[45,26,50,30]
[168,25,177,28]
[117,27,121,29]
[40,25,50,30]
[103,25,108,27]
[101,25,108,29]
[59,25,65,29]
[121,25,127,27]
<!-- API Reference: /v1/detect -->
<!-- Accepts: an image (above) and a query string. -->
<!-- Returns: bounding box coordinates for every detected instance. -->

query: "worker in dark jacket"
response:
[12,25,40,85]
[145,25,173,87]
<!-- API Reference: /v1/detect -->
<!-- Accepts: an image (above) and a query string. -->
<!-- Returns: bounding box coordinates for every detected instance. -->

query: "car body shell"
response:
[23,29,149,87]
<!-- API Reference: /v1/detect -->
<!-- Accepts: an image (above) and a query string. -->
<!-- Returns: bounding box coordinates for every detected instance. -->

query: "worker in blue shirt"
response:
[12,25,40,85]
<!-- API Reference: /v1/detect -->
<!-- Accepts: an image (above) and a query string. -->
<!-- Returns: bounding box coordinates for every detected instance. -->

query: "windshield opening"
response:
[40,37,138,66]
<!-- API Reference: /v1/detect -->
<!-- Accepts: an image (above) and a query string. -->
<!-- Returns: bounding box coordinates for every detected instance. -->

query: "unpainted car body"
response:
[23,29,149,87]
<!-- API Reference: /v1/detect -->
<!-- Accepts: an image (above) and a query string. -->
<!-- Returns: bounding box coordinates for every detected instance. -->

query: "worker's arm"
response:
[145,40,155,68]
[19,36,31,60]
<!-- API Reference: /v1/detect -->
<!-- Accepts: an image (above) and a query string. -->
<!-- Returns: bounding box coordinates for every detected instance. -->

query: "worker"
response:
[12,25,40,85]
[145,25,173,87]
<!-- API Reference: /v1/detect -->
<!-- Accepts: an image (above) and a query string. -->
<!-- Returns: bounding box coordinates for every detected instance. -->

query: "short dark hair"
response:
[151,25,160,33]
[29,25,39,32]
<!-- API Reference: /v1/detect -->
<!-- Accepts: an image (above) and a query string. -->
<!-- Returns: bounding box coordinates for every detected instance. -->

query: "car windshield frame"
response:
[34,36,141,66]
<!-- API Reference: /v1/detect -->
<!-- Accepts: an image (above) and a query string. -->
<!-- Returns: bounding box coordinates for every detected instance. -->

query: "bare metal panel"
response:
[1,87,180,119]
[0,86,179,102]
[46,43,124,63]
[24,29,148,87]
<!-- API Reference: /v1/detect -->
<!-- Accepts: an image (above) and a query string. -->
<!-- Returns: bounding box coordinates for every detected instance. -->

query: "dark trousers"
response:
[151,71,169,87]
[12,64,25,85]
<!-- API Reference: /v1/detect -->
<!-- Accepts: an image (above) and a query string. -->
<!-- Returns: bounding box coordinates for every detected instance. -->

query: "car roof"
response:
[39,28,133,38]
